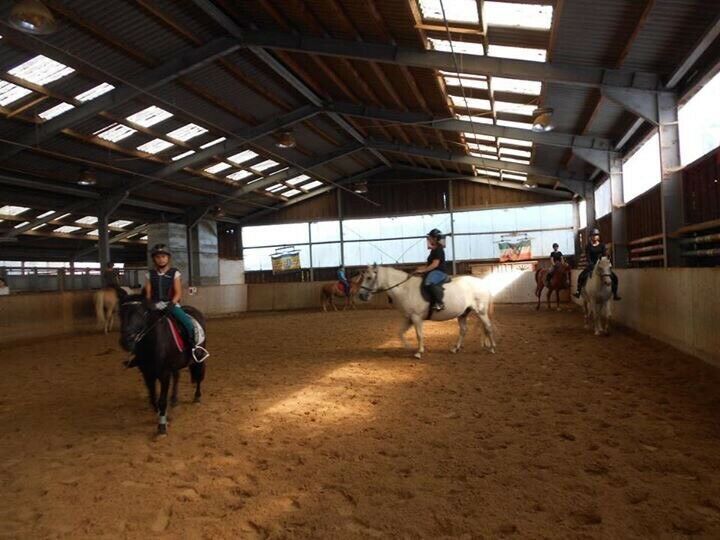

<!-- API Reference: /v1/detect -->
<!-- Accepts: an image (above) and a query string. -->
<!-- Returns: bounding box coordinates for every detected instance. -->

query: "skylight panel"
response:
[443,75,488,90]
[265,184,286,193]
[470,152,499,160]
[227,170,253,181]
[283,189,302,197]
[166,123,208,142]
[0,206,29,216]
[497,119,533,130]
[503,172,528,181]
[456,114,493,125]
[419,0,479,24]
[467,142,497,153]
[491,77,542,95]
[503,157,530,164]
[87,229,99,236]
[140,235,148,241]
[172,150,196,161]
[204,162,232,174]
[200,137,226,149]
[495,101,536,116]
[484,2,553,30]
[450,95,491,110]
[476,169,501,177]
[75,216,98,225]
[498,137,533,148]
[55,213,71,220]
[75,82,115,102]
[8,55,74,85]
[109,220,132,229]
[251,159,279,172]
[303,180,323,190]
[137,138,174,154]
[126,106,173,128]
[287,174,310,186]
[94,123,137,142]
[429,38,484,56]
[463,132,495,143]
[500,147,532,158]
[38,102,74,120]
[14,221,30,229]
[0,80,32,106]
[228,149,258,165]
[489,45,547,62]
[31,224,46,231]
[36,210,55,219]
[55,225,81,233]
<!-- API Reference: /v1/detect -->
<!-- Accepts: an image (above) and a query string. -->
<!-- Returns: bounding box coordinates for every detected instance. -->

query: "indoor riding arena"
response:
[1,1,720,538]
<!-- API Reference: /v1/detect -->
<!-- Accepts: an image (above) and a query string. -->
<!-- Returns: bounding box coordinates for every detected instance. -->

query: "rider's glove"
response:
[154,301,168,310]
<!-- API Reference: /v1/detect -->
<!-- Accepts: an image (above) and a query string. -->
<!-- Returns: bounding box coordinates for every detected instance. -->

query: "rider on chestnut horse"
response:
[545,243,564,287]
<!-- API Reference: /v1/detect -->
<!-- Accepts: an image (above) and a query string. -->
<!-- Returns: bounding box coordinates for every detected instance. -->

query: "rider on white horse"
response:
[574,229,621,301]
[414,229,448,311]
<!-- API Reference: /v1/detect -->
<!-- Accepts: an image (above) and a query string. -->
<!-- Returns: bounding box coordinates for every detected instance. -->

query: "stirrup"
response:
[192,346,209,363]
[573,291,581,298]
[432,303,445,311]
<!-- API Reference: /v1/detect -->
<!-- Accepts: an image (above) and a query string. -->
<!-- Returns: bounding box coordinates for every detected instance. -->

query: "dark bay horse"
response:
[535,262,571,310]
[117,291,206,435]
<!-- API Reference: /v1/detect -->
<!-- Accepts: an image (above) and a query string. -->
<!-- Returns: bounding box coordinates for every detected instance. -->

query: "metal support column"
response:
[308,222,314,282]
[572,199,582,260]
[609,156,628,267]
[658,93,683,267]
[97,212,110,270]
[337,188,345,267]
[448,180,457,275]
[186,224,195,286]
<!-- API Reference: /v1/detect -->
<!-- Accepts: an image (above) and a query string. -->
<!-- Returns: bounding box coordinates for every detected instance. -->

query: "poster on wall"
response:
[498,236,532,262]
[270,247,301,274]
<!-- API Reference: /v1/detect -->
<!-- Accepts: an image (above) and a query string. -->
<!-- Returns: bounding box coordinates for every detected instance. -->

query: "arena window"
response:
[594,179,611,219]
[679,70,720,166]
[623,131,661,203]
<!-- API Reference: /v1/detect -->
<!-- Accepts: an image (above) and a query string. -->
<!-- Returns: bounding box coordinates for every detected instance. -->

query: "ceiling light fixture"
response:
[78,169,97,186]
[275,130,296,149]
[353,181,368,194]
[531,107,554,133]
[8,0,57,35]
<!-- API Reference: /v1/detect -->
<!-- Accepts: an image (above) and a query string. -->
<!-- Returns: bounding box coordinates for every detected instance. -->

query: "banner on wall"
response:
[270,247,301,274]
[498,236,532,262]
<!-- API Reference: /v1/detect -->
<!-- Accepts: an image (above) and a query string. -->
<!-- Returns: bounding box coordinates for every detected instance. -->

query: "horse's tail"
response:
[94,290,105,330]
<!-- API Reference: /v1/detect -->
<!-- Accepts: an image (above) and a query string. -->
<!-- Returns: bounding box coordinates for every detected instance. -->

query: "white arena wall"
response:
[571,268,720,367]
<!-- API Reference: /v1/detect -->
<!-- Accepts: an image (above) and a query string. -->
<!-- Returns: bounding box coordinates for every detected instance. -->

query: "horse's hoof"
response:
[193,396,201,404]
[490,348,496,354]
[413,352,422,359]
[157,425,168,436]
[450,347,459,354]
[170,398,179,408]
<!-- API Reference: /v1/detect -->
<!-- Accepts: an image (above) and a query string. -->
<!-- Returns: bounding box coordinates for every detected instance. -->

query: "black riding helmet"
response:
[589,228,600,237]
[151,243,172,257]
[427,228,444,240]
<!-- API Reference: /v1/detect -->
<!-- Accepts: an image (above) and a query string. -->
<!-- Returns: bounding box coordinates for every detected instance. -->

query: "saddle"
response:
[167,311,206,353]
[420,275,452,303]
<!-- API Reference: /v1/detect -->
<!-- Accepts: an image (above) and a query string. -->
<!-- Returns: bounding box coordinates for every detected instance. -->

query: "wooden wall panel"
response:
[625,185,662,242]
[342,180,449,218]
[683,147,720,226]
[452,180,559,209]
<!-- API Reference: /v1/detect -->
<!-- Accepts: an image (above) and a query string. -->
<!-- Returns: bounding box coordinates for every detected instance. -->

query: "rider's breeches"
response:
[341,280,350,296]
[169,304,195,344]
[424,270,447,286]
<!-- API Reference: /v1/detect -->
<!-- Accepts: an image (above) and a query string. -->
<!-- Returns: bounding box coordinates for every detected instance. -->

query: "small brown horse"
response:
[535,262,571,310]
[321,273,362,312]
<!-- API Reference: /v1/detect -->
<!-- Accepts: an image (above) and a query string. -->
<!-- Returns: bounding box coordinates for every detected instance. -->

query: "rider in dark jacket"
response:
[414,229,448,311]
[545,243,564,286]
[574,229,621,300]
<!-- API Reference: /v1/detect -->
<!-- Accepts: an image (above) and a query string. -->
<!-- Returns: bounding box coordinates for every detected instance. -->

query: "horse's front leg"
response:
[593,301,603,336]
[399,317,412,349]
[535,284,542,310]
[451,314,468,353]
[555,288,561,310]
[411,316,424,359]
[141,367,157,412]
[157,371,171,436]
[546,288,552,310]
[477,310,496,354]
[170,370,180,407]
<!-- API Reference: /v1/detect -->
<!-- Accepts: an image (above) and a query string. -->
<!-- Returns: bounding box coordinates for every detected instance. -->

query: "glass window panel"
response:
[419,0,479,23]
[539,203,574,228]
[454,234,495,261]
[679,71,720,166]
[310,221,340,242]
[594,179,611,219]
[242,222,309,248]
[484,2,553,30]
[311,243,341,268]
[579,200,587,229]
[623,131,661,203]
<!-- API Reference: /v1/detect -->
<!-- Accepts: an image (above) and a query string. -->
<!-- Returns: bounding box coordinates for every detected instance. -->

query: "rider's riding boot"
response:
[431,284,445,311]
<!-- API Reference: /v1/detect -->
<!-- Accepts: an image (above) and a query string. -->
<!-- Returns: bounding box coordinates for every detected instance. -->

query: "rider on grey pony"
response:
[574,229,621,301]
[414,228,448,311]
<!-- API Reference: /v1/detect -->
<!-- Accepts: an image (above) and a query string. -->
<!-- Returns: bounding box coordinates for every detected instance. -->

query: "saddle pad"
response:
[167,318,186,352]
[190,317,205,346]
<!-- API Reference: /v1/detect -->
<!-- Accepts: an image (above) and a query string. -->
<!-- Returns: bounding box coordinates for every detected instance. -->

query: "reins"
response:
[360,274,414,294]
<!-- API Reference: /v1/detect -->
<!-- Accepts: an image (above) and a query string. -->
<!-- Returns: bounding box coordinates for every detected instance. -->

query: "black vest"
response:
[149,268,178,303]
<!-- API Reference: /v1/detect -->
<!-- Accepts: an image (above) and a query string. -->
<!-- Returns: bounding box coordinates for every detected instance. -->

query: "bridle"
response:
[359,273,414,294]
[121,300,166,349]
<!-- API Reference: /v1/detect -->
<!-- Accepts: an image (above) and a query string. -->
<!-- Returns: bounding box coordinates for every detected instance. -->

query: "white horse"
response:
[581,257,613,336]
[358,264,496,359]
[94,286,134,333]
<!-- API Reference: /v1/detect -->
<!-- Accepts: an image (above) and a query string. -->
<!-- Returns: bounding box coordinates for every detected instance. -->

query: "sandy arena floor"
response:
[2,305,720,539]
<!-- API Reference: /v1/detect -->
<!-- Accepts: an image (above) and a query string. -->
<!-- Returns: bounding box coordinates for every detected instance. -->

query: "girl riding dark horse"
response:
[117,290,207,435]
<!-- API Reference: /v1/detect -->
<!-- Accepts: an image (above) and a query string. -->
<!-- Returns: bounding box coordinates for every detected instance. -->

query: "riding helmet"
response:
[589,228,600,236]
[151,243,172,257]
[427,228,444,239]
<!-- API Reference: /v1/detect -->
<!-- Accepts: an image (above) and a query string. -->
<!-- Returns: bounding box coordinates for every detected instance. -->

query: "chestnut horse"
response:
[321,273,362,312]
[535,262,570,310]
